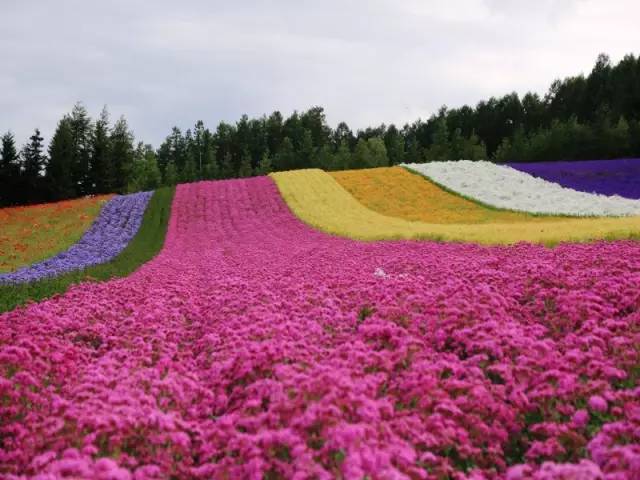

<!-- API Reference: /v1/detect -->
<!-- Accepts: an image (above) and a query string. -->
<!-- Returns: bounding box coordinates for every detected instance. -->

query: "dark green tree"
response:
[255,149,273,175]
[91,106,113,193]
[22,129,46,203]
[0,132,21,206]
[110,116,135,193]
[47,117,76,200]
[69,102,93,195]
[274,137,295,171]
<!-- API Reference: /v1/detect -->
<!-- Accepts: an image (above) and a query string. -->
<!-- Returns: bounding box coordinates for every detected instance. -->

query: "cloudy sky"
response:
[1,0,639,146]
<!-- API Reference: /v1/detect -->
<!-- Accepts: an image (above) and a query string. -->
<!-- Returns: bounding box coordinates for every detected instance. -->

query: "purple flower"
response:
[509,158,640,199]
[0,191,152,284]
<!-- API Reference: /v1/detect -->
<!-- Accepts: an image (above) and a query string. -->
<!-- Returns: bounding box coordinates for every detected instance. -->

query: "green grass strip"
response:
[0,187,175,313]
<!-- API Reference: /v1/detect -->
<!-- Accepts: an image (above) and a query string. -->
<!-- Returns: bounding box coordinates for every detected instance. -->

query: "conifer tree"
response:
[164,159,178,186]
[238,149,253,178]
[110,116,135,193]
[0,131,20,206]
[69,102,93,195]
[47,117,76,200]
[255,149,273,175]
[91,106,113,193]
[22,128,46,203]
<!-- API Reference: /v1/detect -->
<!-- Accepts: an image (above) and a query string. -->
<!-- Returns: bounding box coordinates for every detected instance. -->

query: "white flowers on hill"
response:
[404,161,640,217]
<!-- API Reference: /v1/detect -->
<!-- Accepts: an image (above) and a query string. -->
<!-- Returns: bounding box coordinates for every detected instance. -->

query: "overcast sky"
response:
[1,0,639,147]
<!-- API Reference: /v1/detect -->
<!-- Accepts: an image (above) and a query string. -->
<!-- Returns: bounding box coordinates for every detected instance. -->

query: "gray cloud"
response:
[1,0,639,147]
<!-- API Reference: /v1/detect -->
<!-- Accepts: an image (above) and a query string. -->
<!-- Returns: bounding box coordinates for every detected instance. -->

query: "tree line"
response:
[2,52,640,206]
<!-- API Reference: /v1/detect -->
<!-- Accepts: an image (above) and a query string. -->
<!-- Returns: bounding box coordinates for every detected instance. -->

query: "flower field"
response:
[0,192,152,284]
[271,169,640,245]
[0,195,112,273]
[330,167,555,224]
[2,167,640,479]
[508,158,640,199]
[405,161,640,216]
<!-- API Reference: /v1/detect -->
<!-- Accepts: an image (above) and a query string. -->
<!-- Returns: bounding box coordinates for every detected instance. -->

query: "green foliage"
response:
[110,116,135,193]
[5,53,640,206]
[0,131,20,206]
[255,150,273,175]
[163,160,178,186]
[91,106,113,194]
[238,149,253,178]
[69,102,93,196]
[0,187,174,313]
[21,129,46,203]
[274,137,296,171]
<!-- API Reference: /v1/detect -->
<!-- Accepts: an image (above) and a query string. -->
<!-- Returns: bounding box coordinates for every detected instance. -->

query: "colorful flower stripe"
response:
[331,166,558,224]
[271,169,640,245]
[508,158,640,199]
[0,195,112,273]
[1,177,639,478]
[405,161,640,216]
[0,192,152,284]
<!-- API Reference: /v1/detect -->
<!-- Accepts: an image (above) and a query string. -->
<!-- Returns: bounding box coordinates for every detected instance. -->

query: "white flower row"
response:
[403,160,640,217]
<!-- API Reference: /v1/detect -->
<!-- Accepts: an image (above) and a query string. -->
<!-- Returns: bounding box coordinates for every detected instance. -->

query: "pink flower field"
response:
[2,177,640,479]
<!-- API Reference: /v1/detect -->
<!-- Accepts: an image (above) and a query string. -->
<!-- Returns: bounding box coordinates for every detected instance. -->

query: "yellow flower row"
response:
[270,169,640,245]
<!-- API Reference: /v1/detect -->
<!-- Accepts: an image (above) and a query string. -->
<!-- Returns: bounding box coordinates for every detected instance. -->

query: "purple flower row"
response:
[0,191,152,284]
[508,158,640,199]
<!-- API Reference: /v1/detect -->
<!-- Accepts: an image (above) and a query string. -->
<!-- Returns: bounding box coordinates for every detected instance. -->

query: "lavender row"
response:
[0,191,152,284]
[508,158,640,199]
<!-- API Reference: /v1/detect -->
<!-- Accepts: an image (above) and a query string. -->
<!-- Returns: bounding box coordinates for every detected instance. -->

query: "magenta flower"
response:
[588,395,608,413]
[572,409,590,429]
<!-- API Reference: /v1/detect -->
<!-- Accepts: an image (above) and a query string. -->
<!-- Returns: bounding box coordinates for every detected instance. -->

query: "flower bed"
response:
[271,169,640,245]
[508,158,640,199]
[0,192,152,284]
[0,195,112,273]
[331,166,556,224]
[1,177,638,478]
[405,160,640,216]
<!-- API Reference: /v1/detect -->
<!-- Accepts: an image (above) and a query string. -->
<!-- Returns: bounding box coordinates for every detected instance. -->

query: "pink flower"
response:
[588,395,608,413]
[572,409,589,429]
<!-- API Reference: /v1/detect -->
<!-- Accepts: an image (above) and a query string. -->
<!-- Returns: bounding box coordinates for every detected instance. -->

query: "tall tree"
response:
[21,129,46,203]
[69,102,93,195]
[0,132,21,206]
[47,117,76,200]
[91,106,113,193]
[255,149,273,175]
[110,116,135,193]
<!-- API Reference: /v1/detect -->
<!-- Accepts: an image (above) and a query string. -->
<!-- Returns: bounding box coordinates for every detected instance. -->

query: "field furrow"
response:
[1,177,639,478]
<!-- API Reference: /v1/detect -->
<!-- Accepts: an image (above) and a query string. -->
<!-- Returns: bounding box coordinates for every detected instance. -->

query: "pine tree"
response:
[274,137,295,171]
[69,102,93,195]
[366,137,389,167]
[203,147,219,180]
[22,129,46,203]
[91,106,113,193]
[110,116,135,193]
[164,159,178,186]
[181,151,198,183]
[316,145,334,171]
[255,149,273,175]
[351,138,370,169]
[144,150,162,189]
[333,140,352,171]
[0,131,21,206]
[220,152,234,178]
[299,129,315,168]
[238,149,253,178]
[423,118,451,161]
[47,117,76,200]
